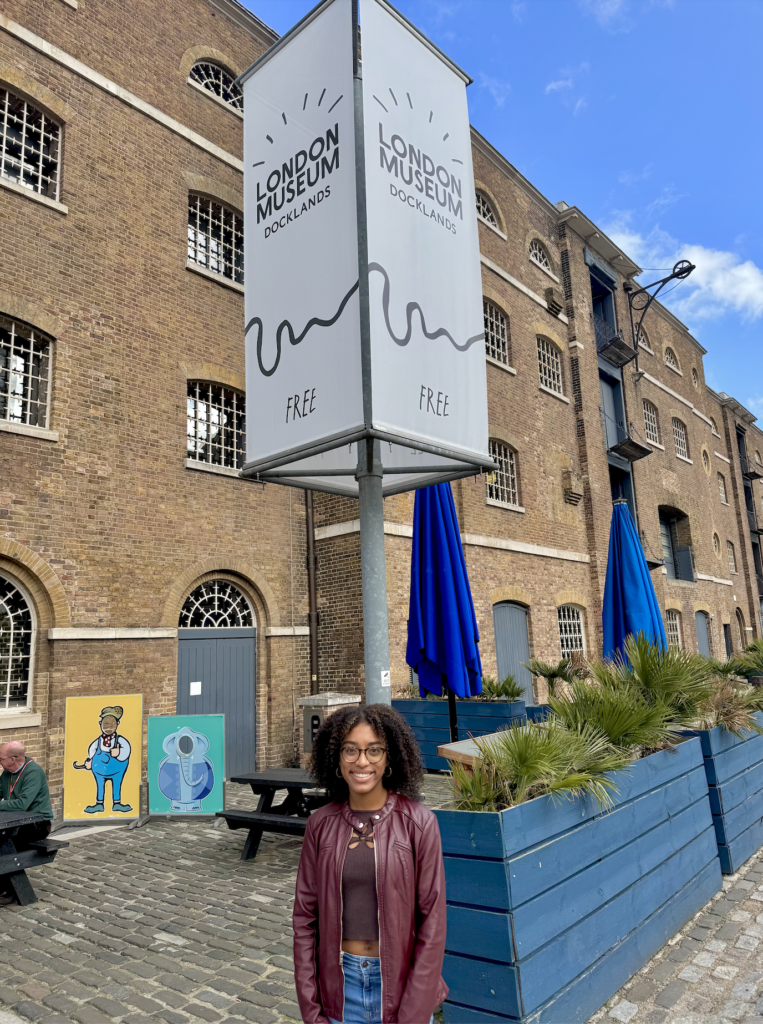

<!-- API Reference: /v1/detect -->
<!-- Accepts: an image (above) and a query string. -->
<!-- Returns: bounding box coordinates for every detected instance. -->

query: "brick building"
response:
[1,1,761,811]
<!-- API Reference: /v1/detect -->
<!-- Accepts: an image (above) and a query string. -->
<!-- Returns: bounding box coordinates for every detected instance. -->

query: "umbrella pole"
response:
[447,684,459,743]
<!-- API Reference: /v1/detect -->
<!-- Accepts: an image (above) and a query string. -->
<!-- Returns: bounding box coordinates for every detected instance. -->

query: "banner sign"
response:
[147,715,225,816]
[239,0,490,495]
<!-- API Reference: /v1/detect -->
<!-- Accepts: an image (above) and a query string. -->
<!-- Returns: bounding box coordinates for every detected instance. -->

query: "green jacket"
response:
[0,759,53,819]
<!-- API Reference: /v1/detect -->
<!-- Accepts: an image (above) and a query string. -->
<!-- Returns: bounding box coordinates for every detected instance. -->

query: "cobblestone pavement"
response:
[0,776,451,1024]
[591,846,763,1024]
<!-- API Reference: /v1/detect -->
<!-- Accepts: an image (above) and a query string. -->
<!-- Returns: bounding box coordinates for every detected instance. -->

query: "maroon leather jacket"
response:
[293,792,448,1024]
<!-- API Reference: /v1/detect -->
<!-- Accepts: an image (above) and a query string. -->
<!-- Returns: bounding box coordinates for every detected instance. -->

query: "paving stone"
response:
[12,1002,47,1021]
[735,983,761,1001]
[16,983,51,1002]
[275,999,301,1019]
[723,1001,752,1020]
[184,1003,224,1022]
[642,1011,667,1023]
[679,965,706,982]
[235,1004,279,1024]
[153,1012,190,1024]
[86,995,132,1017]
[650,960,676,983]
[69,1007,109,1024]
[153,989,189,1009]
[721,923,748,941]
[609,1001,638,1023]
[40,994,77,1014]
[654,979,687,1007]
[155,974,196,994]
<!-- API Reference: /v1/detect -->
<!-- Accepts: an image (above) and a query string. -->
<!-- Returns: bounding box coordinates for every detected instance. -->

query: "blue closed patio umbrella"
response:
[603,499,667,661]
[406,483,483,742]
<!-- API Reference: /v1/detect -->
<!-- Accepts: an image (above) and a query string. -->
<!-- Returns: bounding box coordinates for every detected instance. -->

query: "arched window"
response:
[664,347,679,370]
[558,605,585,658]
[713,532,721,557]
[187,382,245,469]
[727,540,737,576]
[718,472,728,503]
[529,239,552,272]
[475,191,497,226]
[537,336,563,394]
[756,449,762,466]
[643,400,660,444]
[0,315,52,428]
[486,439,519,508]
[189,62,243,112]
[702,450,710,473]
[736,609,746,651]
[665,609,682,648]
[710,416,720,436]
[483,300,510,365]
[0,89,61,200]
[179,579,253,628]
[0,574,34,710]
[672,418,689,460]
[692,368,699,389]
[187,194,244,285]
[636,325,651,351]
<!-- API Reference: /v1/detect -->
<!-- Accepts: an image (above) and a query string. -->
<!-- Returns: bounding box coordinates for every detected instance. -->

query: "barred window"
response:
[665,347,679,370]
[188,194,244,284]
[643,400,660,444]
[187,382,245,470]
[0,89,60,200]
[665,609,682,648]
[558,605,585,658]
[0,574,34,711]
[529,239,551,271]
[179,579,252,628]
[727,541,737,576]
[755,449,762,466]
[672,418,689,459]
[475,191,497,226]
[189,62,243,111]
[710,416,720,436]
[713,532,720,557]
[0,316,52,428]
[486,439,519,507]
[636,326,651,350]
[484,300,509,365]
[537,336,563,394]
[718,472,727,503]
[692,368,699,389]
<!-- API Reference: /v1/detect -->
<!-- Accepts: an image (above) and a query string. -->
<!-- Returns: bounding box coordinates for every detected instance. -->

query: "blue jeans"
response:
[328,952,433,1024]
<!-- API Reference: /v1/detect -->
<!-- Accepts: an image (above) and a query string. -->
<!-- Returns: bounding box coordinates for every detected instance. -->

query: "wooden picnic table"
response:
[0,811,68,905]
[217,768,330,861]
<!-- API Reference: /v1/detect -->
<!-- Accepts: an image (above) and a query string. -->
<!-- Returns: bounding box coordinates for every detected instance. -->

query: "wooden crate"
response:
[434,738,721,1023]
[393,699,526,770]
[693,712,763,874]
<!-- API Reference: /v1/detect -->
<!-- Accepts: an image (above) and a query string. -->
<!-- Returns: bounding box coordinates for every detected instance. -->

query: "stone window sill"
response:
[486,498,525,514]
[639,342,654,355]
[715,451,731,464]
[647,439,665,451]
[186,458,241,479]
[0,420,58,442]
[720,499,730,506]
[529,258,561,285]
[187,78,243,120]
[478,215,507,241]
[0,711,41,729]
[486,356,517,375]
[0,176,68,214]
[676,453,693,465]
[186,260,244,293]
[539,384,570,404]
[665,578,695,587]
[665,363,683,377]
[60,0,77,7]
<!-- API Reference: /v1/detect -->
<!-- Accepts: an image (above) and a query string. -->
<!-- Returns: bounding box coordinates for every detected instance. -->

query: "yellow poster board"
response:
[63,695,142,821]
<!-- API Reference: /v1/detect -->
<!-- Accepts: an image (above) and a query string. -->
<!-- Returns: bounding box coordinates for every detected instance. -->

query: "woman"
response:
[293,704,448,1024]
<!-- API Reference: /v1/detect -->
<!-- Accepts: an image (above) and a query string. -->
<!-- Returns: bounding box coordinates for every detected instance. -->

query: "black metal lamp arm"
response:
[623,260,695,360]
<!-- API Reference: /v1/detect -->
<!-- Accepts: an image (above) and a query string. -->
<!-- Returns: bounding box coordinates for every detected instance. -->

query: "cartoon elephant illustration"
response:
[157,727,215,811]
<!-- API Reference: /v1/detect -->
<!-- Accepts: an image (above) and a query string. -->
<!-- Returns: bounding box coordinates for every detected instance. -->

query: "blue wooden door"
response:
[177,627,256,778]
[493,602,533,704]
[695,611,711,657]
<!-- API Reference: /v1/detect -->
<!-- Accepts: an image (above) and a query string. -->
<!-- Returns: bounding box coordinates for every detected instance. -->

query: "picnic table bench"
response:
[0,811,68,905]
[217,768,330,861]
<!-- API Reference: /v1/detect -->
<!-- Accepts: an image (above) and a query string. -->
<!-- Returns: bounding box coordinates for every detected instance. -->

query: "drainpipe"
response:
[305,490,320,695]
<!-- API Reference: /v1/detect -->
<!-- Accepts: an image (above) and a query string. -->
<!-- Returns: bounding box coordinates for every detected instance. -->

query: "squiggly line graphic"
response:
[368,262,485,352]
[246,280,360,377]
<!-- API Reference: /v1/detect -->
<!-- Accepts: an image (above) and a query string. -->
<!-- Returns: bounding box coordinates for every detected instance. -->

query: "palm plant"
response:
[524,657,583,698]
[548,678,676,753]
[480,674,524,702]
[449,757,506,812]
[697,677,763,738]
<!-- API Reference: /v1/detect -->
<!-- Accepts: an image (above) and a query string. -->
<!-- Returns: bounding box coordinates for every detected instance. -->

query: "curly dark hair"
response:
[310,704,424,802]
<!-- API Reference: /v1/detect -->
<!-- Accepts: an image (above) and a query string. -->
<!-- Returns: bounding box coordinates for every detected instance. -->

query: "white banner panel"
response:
[242,0,363,466]
[361,0,489,463]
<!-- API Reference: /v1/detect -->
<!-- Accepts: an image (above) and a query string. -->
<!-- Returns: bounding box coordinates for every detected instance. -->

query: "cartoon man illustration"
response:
[77,706,133,813]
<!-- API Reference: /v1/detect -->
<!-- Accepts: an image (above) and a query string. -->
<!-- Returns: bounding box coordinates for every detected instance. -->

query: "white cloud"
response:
[545,79,573,94]
[577,0,630,27]
[748,395,763,416]
[511,1,526,22]
[478,73,512,108]
[645,185,686,217]
[573,97,588,116]
[618,163,654,186]
[605,216,763,323]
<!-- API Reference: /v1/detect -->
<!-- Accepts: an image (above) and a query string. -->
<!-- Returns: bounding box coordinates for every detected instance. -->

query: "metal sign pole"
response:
[357,438,391,705]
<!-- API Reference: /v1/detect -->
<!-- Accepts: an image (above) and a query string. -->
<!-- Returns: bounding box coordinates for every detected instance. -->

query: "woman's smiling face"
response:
[339,721,388,800]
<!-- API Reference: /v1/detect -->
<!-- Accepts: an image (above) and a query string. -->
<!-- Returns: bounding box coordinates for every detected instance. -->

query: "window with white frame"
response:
[636,325,651,351]
[179,579,253,628]
[756,449,762,466]
[692,368,699,389]
[643,400,660,444]
[475,191,497,226]
[484,300,509,365]
[0,315,52,428]
[713,532,721,557]
[189,62,243,111]
[486,439,519,507]
[0,89,61,201]
[727,540,737,575]
[537,336,563,394]
[187,194,244,284]
[0,574,34,711]
[665,347,679,370]
[665,609,682,648]
[187,381,245,470]
[718,472,728,503]
[672,418,689,459]
[558,605,585,658]
[529,239,552,272]
[710,416,720,435]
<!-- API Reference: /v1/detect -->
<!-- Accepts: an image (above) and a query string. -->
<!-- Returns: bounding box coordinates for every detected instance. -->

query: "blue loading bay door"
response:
[177,627,256,779]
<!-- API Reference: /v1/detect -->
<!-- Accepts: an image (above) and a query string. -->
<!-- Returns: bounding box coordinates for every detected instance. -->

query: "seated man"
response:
[0,741,54,903]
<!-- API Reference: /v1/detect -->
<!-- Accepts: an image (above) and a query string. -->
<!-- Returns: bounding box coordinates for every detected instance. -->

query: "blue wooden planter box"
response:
[693,712,763,874]
[433,738,721,1023]
[392,699,526,771]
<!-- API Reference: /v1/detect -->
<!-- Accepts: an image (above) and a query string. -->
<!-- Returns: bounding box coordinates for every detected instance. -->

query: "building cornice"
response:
[718,392,758,425]
[556,205,641,278]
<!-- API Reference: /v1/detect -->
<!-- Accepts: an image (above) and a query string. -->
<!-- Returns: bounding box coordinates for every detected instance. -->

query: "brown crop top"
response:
[341,809,379,942]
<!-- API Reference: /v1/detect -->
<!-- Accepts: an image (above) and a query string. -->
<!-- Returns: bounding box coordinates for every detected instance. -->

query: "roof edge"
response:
[208,0,278,47]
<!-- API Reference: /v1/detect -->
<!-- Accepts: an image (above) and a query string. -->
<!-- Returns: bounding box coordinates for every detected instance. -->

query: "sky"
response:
[243,0,763,417]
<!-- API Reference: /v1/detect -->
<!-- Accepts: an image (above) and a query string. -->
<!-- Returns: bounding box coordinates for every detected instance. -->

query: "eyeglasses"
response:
[340,744,387,763]
[0,755,24,763]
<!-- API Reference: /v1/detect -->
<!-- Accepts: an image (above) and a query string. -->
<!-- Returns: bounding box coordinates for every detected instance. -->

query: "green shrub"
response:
[479,674,524,702]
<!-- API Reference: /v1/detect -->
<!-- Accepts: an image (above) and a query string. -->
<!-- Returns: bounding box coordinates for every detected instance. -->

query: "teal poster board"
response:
[147,715,225,815]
